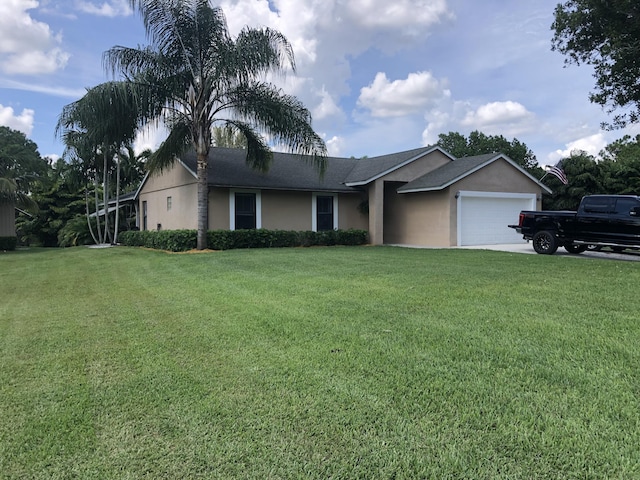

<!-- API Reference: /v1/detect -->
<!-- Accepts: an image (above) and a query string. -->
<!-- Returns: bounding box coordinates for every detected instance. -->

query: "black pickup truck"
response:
[509,194,640,254]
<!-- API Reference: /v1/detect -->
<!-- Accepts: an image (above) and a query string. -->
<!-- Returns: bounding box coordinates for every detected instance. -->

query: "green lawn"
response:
[1,246,639,479]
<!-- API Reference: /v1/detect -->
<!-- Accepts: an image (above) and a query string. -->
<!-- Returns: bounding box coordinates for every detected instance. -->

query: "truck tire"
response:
[565,244,587,254]
[532,230,558,254]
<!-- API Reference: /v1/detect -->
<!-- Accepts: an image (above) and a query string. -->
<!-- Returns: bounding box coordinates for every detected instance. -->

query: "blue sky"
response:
[2,0,639,166]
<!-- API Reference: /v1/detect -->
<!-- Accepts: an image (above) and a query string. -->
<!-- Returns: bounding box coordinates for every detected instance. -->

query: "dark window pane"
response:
[583,197,615,213]
[235,193,256,229]
[317,195,333,231]
[614,198,639,215]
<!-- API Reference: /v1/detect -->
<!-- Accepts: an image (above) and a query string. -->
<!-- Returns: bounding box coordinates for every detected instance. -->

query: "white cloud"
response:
[546,133,608,165]
[219,0,454,97]
[313,87,344,122]
[0,104,35,135]
[325,135,345,157]
[345,0,453,32]
[0,78,86,98]
[461,101,536,135]
[358,71,450,118]
[133,123,167,155]
[75,0,132,17]
[0,0,70,74]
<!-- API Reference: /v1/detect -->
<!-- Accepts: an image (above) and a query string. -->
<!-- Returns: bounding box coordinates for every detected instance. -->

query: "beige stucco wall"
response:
[338,193,368,230]
[382,159,544,247]
[0,203,16,237]
[447,159,542,245]
[368,180,384,245]
[368,149,451,245]
[384,183,451,246]
[209,188,230,230]
[210,188,366,231]
[453,159,542,196]
[263,191,313,230]
[138,163,198,230]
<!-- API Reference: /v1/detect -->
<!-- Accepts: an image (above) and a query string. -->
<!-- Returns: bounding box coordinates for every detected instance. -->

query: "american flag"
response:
[548,161,568,185]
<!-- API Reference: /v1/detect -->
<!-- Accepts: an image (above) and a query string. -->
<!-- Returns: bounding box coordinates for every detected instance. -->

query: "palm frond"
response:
[226,82,327,173]
[146,121,191,173]
[234,27,296,77]
[226,122,272,172]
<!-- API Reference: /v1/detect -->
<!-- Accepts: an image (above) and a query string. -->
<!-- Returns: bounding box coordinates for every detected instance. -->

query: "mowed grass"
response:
[1,246,639,479]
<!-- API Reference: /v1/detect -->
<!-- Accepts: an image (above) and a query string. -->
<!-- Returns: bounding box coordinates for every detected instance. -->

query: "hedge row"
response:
[0,236,17,251]
[118,228,368,252]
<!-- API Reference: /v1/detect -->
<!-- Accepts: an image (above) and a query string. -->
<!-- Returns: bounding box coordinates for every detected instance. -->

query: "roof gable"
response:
[397,153,552,194]
[344,145,453,186]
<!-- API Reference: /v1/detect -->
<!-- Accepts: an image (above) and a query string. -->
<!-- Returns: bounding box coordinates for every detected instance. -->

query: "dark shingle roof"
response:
[344,145,447,185]
[171,147,549,195]
[180,147,358,192]
[398,154,497,192]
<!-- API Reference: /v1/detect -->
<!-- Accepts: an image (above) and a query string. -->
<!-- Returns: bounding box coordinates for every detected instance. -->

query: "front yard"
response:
[1,246,639,478]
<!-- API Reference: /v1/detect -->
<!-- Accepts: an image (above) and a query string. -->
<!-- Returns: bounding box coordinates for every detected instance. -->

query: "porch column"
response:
[368,179,384,245]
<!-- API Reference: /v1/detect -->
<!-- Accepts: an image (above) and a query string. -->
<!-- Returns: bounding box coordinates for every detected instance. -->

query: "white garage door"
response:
[458,191,536,246]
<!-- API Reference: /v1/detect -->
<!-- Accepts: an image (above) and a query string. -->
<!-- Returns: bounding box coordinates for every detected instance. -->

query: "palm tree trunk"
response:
[113,154,121,244]
[102,149,112,244]
[94,172,103,244]
[196,152,209,250]
[85,188,99,244]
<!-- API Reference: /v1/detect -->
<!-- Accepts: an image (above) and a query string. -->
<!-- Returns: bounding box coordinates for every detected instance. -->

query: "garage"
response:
[457,191,536,246]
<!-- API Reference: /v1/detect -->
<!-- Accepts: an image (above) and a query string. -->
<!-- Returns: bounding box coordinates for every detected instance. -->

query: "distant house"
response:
[0,201,16,238]
[136,146,550,247]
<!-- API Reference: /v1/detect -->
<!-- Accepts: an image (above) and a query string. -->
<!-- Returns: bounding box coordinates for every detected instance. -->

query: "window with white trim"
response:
[230,190,262,230]
[312,193,338,231]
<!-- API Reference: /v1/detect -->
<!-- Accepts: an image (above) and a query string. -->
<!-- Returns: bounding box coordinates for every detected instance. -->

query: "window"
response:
[614,198,640,215]
[142,201,148,231]
[229,190,261,230]
[582,197,615,214]
[313,194,337,231]
[167,196,172,211]
[235,192,257,229]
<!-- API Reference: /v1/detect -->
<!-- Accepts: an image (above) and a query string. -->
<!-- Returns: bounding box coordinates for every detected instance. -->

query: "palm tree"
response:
[113,146,150,242]
[104,0,326,249]
[57,83,143,244]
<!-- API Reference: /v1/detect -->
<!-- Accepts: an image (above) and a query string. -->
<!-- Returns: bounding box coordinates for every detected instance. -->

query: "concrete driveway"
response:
[460,242,640,261]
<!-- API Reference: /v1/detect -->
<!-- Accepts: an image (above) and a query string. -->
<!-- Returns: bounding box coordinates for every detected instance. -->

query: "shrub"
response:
[336,229,369,245]
[120,228,368,251]
[0,236,17,251]
[58,215,94,247]
[118,230,197,252]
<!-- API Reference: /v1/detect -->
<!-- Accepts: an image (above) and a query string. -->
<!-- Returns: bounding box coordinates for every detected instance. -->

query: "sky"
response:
[2,0,639,167]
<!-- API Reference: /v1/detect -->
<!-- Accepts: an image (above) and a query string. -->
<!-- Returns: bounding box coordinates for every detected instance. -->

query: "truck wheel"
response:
[565,244,587,254]
[532,230,558,254]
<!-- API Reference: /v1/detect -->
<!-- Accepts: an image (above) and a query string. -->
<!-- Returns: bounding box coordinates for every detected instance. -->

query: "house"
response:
[0,201,16,237]
[136,145,551,247]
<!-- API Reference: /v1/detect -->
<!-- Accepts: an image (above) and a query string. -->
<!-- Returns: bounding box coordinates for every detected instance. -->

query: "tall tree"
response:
[0,126,46,210]
[436,130,542,175]
[212,125,248,149]
[552,1,640,128]
[103,0,326,249]
[598,134,640,194]
[542,152,604,210]
[16,159,88,247]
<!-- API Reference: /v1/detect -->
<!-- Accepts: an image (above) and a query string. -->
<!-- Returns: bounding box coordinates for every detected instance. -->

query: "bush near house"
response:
[118,228,368,252]
[0,236,17,251]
